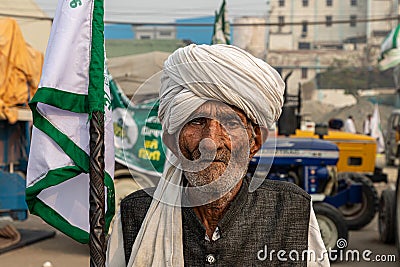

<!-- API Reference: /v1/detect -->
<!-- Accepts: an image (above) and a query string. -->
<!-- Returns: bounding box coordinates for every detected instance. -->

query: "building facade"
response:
[267,0,399,93]
[134,26,176,40]
[232,17,267,59]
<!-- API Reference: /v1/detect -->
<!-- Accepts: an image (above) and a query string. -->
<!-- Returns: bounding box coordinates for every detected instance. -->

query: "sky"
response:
[34,0,269,23]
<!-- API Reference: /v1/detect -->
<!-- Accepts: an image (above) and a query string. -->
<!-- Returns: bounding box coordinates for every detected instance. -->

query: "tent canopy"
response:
[0,0,51,53]
[0,18,43,123]
[107,51,170,99]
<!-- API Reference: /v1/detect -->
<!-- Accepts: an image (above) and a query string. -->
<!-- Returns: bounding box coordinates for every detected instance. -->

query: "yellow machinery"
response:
[292,130,377,175]
[276,72,381,231]
[291,129,381,230]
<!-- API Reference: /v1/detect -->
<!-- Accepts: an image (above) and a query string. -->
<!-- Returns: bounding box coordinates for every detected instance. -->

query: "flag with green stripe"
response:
[26,0,114,244]
[378,24,400,71]
[211,0,231,45]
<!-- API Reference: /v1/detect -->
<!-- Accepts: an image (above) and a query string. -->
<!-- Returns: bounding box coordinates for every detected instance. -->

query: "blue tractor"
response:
[248,137,363,255]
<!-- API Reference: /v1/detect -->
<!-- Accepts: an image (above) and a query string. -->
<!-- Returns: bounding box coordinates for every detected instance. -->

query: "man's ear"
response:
[249,126,268,158]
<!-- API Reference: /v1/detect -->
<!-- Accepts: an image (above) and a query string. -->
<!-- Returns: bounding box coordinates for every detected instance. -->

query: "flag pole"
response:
[89,0,106,265]
[89,111,106,267]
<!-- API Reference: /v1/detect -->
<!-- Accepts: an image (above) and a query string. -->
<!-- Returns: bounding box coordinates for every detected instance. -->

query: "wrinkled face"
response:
[177,101,259,193]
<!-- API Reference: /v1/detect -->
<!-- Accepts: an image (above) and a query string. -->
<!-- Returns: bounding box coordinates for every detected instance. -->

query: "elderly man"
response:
[107,44,329,266]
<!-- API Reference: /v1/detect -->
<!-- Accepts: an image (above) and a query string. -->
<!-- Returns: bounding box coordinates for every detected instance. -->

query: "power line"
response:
[0,12,398,27]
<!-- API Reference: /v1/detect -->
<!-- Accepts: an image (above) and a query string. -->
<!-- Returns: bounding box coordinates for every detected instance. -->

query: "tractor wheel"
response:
[337,173,378,230]
[395,177,400,256]
[314,202,348,262]
[378,187,396,244]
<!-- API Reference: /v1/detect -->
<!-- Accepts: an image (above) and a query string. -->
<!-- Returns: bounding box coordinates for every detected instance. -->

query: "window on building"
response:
[326,16,332,27]
[159,31,172,36]
[301,68,308,79]
[373,30,390,37]
[140,35,151,40]
[279,0,285,6]
[327,0,332,6]
[278,16,285,32]
[302,0,309,7]
[350,0,357,6]
[278,16,285,26]
[302,21,308,36]
[350,15,357,27]
[298,42,311,49]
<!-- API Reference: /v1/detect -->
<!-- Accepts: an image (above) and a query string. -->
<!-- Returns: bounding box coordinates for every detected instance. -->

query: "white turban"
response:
[158,44,285,133]
[107,44,285,267]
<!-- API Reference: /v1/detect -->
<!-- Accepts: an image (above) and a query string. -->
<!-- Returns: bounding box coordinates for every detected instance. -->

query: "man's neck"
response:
[193,179,243,239]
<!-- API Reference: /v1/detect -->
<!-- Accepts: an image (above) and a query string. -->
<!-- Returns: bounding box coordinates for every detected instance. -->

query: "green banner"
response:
[110,79,165,176]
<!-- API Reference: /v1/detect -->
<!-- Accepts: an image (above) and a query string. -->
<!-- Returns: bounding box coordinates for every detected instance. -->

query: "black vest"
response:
[120,178,311,266]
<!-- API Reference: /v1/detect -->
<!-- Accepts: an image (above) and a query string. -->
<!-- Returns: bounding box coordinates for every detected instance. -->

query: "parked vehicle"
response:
[385,109,400,166]
[248,137,364,254]
[377,110,400,250]
[292,130,380,230]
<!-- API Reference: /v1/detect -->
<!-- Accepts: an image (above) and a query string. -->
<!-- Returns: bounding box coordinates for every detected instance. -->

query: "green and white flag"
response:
[211,0,231,45]
[378,24,400,71]
[371,103,385,153]
[26,0,114,244]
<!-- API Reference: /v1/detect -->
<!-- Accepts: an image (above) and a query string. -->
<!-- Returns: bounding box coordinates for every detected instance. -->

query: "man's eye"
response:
[189,118,205,126]
[224,120,243,129]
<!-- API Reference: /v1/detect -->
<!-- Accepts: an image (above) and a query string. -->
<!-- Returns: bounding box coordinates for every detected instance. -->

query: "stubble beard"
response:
[183,144,250,202]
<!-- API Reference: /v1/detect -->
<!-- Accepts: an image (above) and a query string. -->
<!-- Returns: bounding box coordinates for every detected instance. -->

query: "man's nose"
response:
[201,119,226,150]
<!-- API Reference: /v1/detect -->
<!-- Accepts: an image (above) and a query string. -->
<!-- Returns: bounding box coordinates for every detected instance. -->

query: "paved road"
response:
[0,215,89,267]
[0,167,399,267]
